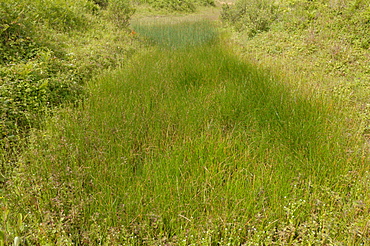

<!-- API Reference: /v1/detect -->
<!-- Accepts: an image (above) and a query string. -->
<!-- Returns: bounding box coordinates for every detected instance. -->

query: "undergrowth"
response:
[132,0,215,13]
[0,0,135,182]
[222,0,370,147]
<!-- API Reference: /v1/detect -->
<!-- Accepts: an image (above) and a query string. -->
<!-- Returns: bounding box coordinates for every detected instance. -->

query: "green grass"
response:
[131,19,219,49]
[2,19,369,245]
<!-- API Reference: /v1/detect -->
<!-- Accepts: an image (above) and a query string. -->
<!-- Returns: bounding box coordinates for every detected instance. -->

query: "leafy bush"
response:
[91,0,108,8]
[221,0,277,36]
[0,1,36,63]
[133,0,215,12]
[0,0,90,142]
[0,48,84,163]
[107,0,136,28]
[148,0,196,12]
[0,0,135,177]
[38,3,88,32]
[191,0,215,6]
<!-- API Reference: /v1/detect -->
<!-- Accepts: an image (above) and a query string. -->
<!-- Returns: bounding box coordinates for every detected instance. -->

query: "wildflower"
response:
[14,237,21,246]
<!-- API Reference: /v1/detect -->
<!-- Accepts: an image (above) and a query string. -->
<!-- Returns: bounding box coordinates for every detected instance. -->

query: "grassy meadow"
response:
[2,16,369,245]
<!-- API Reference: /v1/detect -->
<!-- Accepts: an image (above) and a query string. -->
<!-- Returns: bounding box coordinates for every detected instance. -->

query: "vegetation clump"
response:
[134,0,215,13]
[221,0,278,36]
[0,0,135,180]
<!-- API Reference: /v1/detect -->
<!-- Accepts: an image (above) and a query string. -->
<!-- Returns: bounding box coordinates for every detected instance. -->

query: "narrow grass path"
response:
[5,14,369,245]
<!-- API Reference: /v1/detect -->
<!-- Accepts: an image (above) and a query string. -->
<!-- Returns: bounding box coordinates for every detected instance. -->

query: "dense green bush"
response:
[221,0,277,37]
[138,0,215,12]
[91,0,108,8]
[0,0,135,177]
[0,1,35,63]
[0,0,89,131]
[191,0,215,6]
[148,0,196,12]
[107,0,135,28]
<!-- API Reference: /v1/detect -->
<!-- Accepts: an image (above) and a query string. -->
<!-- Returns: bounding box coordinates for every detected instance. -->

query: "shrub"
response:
[134,0,215,12]
[191,0,215,7]
[222,0,370,48]
[38,3,88,32]
[107,0,135,28]
[0,48,84,150]
[221,0,277,37]
[0,0,90,145]
[91,0,109,8]
[0,0,135,178]
[148,0,196,12]
[0,0,36,63]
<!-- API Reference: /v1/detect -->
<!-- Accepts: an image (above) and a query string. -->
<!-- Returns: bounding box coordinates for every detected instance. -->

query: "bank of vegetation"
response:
[132,0,215,12]
[221,0,370,135]
[0,0,136,180]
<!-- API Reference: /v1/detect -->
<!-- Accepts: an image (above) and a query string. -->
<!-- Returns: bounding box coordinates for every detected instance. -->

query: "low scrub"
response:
[221,0,277,36]
[134,0,215,12]
[222,0,370,45]
[222,0,370,143]
[0,0,135,179]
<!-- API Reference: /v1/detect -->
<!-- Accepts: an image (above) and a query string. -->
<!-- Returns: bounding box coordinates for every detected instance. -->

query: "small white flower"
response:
[14,237,21,246]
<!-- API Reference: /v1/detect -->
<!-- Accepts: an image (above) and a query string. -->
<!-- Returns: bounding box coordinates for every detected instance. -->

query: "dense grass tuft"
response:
[132,20,219,49]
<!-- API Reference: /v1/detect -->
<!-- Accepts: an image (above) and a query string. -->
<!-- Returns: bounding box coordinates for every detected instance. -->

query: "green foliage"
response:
[107,0,136,28]
[39,3,88,32]
[0,1,35,63]
[221,0,277,36]
[225,0,370,172]
[0,49,83,132]
[91,0,108,8]
[0,0,87,171]
[1,2,368,245]
[0,0,136,178]
[191,0,215,6]
[137,0,215,12]
[148,0,196,12]
[223,0,370,48]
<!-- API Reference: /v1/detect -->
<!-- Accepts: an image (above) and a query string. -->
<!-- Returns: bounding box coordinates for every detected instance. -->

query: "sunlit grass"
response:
[131,19,218,49]
[4,19,368,245]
